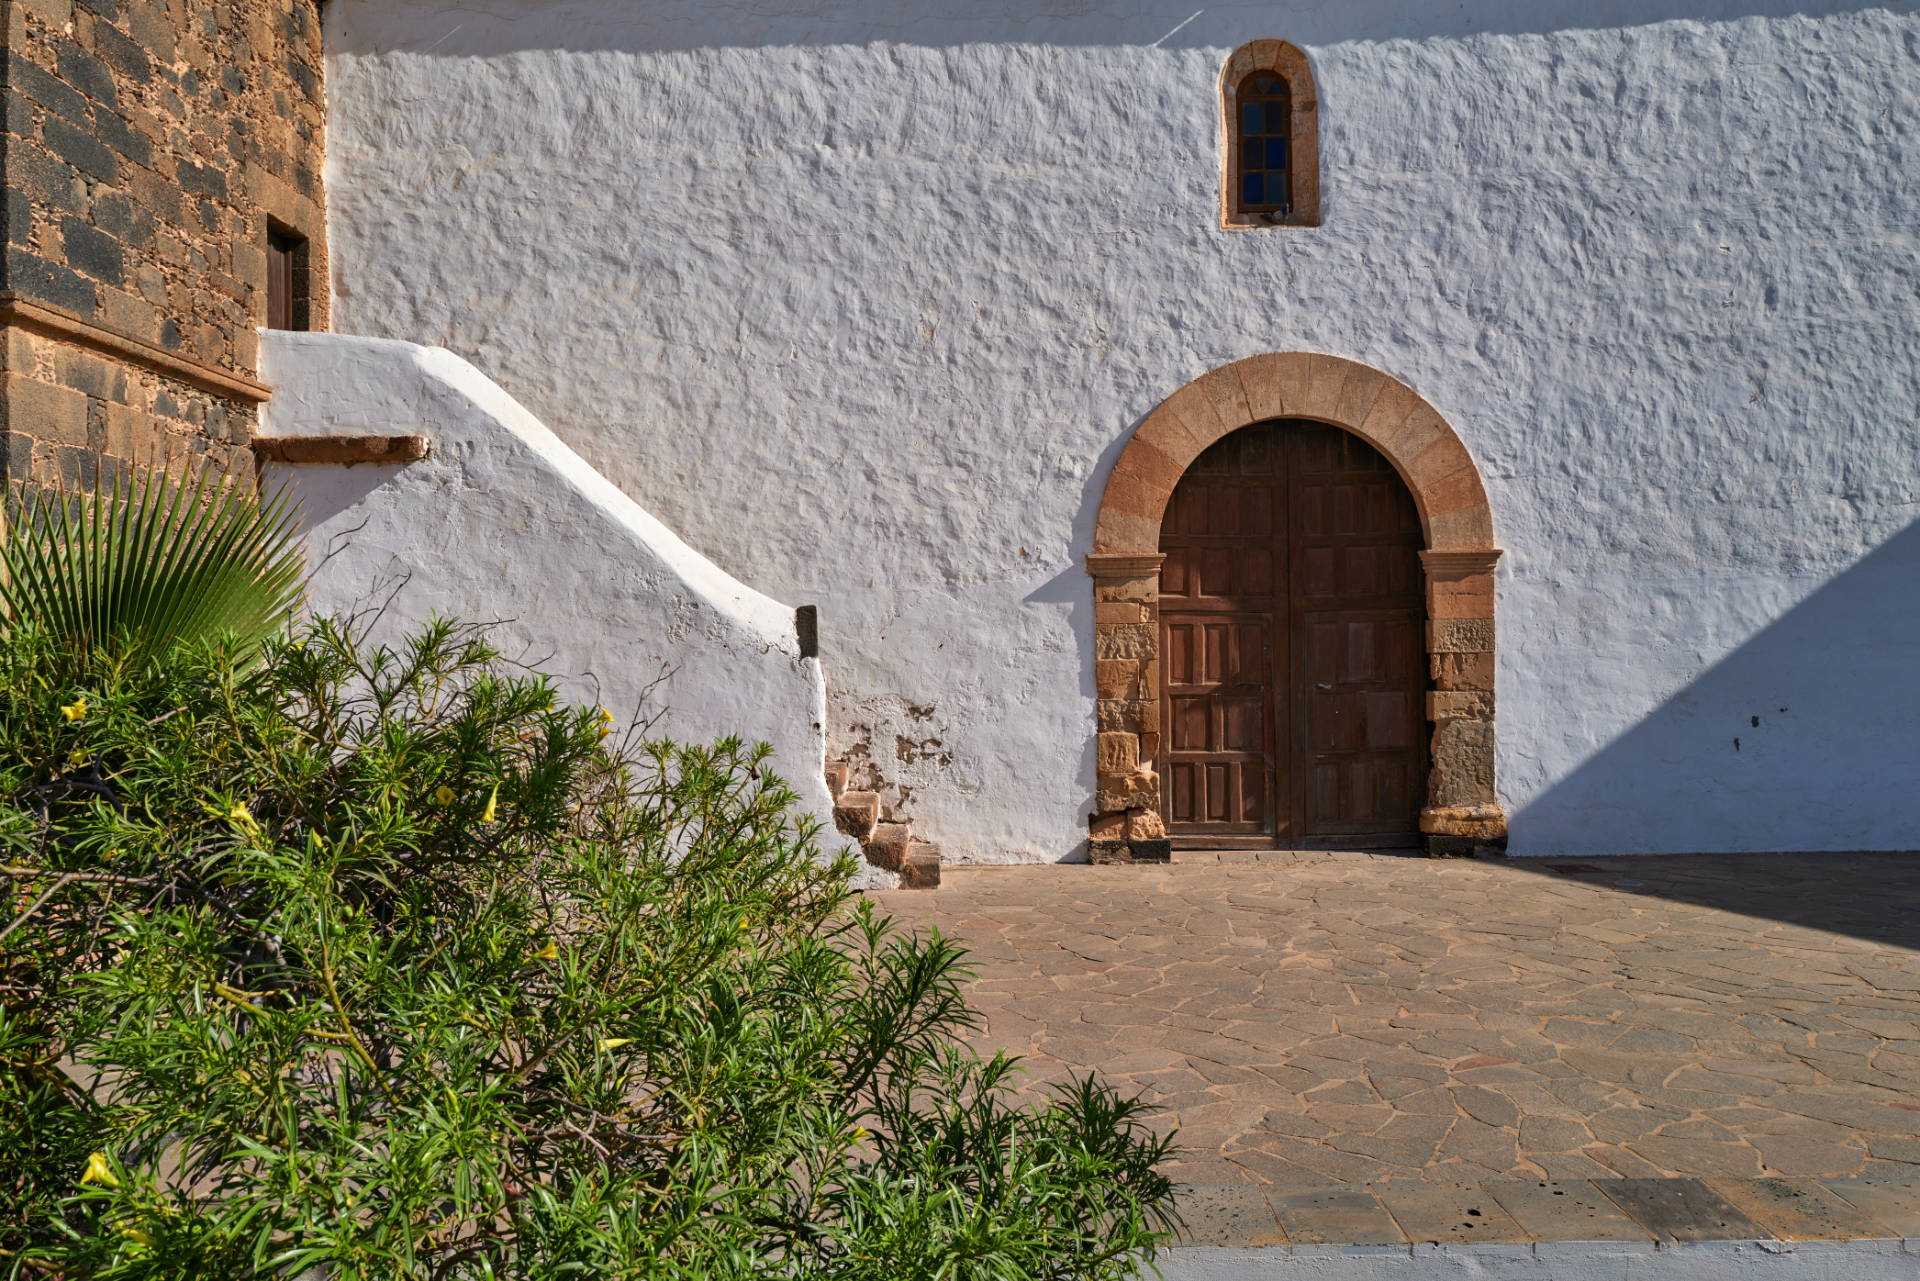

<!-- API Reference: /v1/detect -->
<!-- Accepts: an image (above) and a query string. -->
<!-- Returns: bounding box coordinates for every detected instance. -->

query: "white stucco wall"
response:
[321,0,1920,860]
[256,331,845,866]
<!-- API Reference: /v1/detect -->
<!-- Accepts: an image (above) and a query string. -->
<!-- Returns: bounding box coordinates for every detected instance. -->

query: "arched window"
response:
[1220,40,1320,228]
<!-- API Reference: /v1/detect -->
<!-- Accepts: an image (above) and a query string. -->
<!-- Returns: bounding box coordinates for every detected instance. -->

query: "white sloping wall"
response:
[257,330,849,871]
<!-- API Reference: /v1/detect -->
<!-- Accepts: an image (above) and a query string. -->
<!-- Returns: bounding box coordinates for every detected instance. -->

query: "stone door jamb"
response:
[1087,352,1504,859]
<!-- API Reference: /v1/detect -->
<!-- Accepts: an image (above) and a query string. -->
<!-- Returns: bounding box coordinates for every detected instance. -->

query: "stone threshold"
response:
[1173,1177,1920,1251]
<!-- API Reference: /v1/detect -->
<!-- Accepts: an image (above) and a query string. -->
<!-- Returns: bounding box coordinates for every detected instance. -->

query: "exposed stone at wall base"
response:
[1088,839,1172,865]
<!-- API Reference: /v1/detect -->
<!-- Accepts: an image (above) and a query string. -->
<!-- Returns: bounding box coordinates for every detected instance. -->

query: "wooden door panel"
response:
[1159,419,1422,846]
[1291,429,1426,841]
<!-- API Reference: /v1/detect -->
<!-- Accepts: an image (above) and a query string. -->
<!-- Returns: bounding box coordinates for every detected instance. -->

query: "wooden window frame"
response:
[1220,40,1321,229]
[266,222,313,332]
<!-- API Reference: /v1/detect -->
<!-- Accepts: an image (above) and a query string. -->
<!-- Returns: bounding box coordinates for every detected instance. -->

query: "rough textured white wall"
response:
[323,1,1920,860]
[257,331,847,870]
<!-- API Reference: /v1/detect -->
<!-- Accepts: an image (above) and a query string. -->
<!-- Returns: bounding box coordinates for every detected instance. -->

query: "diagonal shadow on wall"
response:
[1502,516,1920,947]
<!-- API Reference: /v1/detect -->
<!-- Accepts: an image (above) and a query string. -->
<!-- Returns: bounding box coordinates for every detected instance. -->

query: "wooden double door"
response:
[1158,420,1426,847]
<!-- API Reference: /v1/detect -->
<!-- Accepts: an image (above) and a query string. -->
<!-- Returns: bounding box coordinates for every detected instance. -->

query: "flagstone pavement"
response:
[870,851,1920,1195]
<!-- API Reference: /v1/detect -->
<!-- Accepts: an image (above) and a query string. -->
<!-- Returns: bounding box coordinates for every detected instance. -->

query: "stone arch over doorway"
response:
[1087,353,1504,858]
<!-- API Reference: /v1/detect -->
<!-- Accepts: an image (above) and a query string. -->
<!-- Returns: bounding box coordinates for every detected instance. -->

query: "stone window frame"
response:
[245,165,329,372]
[1088,353,1503,858]
[1220,40,1321,229]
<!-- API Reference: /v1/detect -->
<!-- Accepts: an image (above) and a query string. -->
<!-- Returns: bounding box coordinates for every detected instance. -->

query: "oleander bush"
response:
[0,617,1176,1280]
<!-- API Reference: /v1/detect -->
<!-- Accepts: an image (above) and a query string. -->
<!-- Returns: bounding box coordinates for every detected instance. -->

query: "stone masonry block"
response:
[1429,577,1495,621]
[864,822,911,872]
[833,791,880,840]
[1097,731,1139,774]
[103,400,157,461]
[1428,720,1496,807]
[1095,622,1155,660]
[1089,811,1126,839]
[1432,650,1495,691]
[1333,365,1387,429]
[1095,600,1147,625]
[1428,690,1493,722]
[0,327,37,372]
[1428,619,1495,654]
[1115,436,1184,494]
[1099,467,1169,522]
[42,114,118,184]
[0,371,88,446]
[1197,362,1253,429]
[900,842,940,889]
[96,287,160,345]
[1095,659,1157,701]
[1427,506,1496,550]
[1094,573,1158,604]
[7,246,97,316]
[1097,698,1158,734]
[1234,354,1290,422]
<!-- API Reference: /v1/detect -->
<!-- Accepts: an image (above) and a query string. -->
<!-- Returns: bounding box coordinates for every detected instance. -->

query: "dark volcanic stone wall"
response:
[1,0,326,487]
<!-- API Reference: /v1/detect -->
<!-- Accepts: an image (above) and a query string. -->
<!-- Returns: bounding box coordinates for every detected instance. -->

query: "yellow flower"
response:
[60,697,87,723]
[120,1222,155,1248]
[852,1126,869,1142]
[80,1151,120,1187]
[739,916,750,932]
[433,785,456,807]
[532,940,559,961]
[597,708,615,738]
[597,1038,633,1051]
[480,784,499,824]
[227,802,255,827]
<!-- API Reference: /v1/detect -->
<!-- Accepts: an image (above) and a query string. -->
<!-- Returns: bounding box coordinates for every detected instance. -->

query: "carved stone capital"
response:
[1419,549,1503,580]
[1085,552,1166,580]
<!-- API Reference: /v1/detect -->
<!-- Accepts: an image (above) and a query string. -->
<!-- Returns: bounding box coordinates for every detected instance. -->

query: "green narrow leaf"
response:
[0,461,308,661]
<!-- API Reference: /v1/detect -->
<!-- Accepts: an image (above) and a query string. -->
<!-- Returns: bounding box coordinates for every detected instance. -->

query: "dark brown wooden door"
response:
[1158,421,1425,846]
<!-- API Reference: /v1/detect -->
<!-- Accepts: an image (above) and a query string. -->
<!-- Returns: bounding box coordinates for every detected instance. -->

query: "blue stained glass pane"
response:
[1242,172,1263,205]
[1266,138,1288,169]
[1241,102,1261,134]
[1241,137,1262,168]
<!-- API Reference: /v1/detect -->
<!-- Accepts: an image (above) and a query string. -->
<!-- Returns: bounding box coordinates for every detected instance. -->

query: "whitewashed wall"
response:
[321,0,1920,860]
[257,331,847,868]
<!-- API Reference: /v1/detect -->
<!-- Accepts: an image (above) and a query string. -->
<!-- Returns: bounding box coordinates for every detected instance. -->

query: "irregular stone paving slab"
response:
[1823,1178,1920,1238]
[1373,1181,1531,1245]
[1482,1179,1654,1243]
[1593,1177,1768,1241]
[1707,1177,1898,1240]
[872,853,1920,1194]
[1267,1188,1403,1245]
[1173,1184,1286,1247]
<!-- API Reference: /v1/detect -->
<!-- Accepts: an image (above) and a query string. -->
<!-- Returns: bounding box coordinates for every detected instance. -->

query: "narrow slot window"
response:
[267,228,306,330]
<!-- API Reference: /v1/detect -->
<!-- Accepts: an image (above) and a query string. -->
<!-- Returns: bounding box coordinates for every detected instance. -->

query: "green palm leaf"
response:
[1,463,306,660]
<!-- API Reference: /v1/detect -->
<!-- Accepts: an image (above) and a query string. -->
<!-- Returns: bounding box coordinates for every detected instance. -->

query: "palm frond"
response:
[0,462,306,660]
